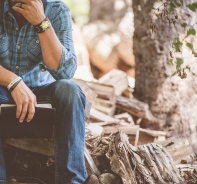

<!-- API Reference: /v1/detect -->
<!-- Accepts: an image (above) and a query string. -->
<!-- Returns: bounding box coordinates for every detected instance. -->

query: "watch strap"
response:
[34,17,51,33]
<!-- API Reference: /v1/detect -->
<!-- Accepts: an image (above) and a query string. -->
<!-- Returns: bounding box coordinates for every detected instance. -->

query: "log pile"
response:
[4,69,197,183]
[85,129,197,184]
[82,9,135,79]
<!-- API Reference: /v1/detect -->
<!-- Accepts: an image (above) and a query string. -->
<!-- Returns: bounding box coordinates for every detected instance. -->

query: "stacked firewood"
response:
[5,69,197,183]
[85,128,197,184]
[76,68,197,183]
[73,68,164,146]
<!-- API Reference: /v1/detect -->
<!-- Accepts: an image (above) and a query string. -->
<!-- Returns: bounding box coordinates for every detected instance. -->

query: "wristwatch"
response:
[34,17,51,33]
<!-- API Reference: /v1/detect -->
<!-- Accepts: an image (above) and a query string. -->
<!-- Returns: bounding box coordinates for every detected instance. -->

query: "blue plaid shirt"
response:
[0,0,77,87]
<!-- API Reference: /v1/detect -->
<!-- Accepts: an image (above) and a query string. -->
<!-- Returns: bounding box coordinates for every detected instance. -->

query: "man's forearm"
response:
[38,27,63,70]
[0,66,18,87]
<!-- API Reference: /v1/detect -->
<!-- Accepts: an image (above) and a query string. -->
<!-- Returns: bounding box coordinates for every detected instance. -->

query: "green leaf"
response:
[187,29,196,36]
[181,23,187,28]
[173,38,183,52]
[176,58,183,68]
[186,42,194,50]
[169,0,182,12]
[187,3,197,12]
[171,71,177,77]
[169,3,176,12]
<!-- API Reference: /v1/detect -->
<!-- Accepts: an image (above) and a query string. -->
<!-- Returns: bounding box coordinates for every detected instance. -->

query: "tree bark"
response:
[133,0,197,152]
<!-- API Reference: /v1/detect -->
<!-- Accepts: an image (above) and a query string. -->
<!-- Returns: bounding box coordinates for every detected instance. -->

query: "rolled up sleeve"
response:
[43,3,77,80]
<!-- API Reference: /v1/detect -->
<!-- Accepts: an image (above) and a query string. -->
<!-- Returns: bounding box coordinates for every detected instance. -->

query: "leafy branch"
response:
[150,0,197,79]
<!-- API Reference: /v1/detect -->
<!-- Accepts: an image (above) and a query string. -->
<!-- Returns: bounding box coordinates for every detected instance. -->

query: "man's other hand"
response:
[12,0,46,25]
[11,81,37,123]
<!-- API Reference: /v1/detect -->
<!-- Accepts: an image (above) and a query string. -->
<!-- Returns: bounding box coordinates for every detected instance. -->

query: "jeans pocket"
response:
[27,37,43,63]
[0,33,10,62]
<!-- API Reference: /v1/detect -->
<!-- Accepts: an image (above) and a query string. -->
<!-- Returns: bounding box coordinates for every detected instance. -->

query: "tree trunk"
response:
[133,0,197,152]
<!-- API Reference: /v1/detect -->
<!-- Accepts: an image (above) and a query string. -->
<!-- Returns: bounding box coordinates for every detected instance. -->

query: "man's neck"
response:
[9,0,27,28]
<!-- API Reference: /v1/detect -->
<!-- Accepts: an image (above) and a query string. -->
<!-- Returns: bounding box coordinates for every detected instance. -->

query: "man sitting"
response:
[0,0,99,183]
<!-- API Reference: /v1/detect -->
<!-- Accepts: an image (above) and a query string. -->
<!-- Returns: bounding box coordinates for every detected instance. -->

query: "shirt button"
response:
[41,68,46,72]
[16,66,19,69]
[16,27,19,31]
[36,40,39,44]
[17,45,20,49]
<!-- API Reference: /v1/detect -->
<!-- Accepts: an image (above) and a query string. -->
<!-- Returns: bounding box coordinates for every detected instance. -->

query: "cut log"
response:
[82,21,121,74]
[158,136,196,164]
[72,78,97,118]
[83,16,135,78]
[116,95,160,130]
[84,147,101,176]
[176,164,197,183]
[72,79,98,103]
[106,131,185,184]
[102,125,139,135]
[122,87,134,99]
[102,124,139,146]
[72,23,94,82]
[86,82,115,102]
[92,98,116,116]
[140,128,166,137]
[136,128,166,146]
[90,108,120,124]
[73,78,116,102]
[98,69,128,95]
[114,112,135,125]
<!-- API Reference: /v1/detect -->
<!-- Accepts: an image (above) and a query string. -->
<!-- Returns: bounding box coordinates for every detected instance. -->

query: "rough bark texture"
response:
[133,0,197,152]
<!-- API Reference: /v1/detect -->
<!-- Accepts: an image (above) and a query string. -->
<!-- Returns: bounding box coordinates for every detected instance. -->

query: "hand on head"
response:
[12,0,46,25]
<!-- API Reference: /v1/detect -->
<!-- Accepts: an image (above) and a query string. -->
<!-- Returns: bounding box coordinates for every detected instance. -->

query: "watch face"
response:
[41,21,50,30]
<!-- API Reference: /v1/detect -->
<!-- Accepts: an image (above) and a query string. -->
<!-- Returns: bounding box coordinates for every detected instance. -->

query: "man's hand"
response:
[12,0,46,25]
[11,81,37,123]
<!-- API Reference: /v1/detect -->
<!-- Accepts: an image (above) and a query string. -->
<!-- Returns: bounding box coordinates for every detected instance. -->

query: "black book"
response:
[0,103,56,138]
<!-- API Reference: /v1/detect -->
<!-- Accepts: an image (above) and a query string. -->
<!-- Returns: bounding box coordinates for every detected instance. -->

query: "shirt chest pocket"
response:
[27,37,43,63]
[0,34,10,62]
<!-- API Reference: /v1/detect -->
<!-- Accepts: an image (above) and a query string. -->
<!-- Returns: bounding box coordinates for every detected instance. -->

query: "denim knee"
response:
[53,79,86,108]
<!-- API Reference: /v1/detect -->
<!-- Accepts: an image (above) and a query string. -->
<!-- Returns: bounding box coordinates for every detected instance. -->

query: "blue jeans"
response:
[0,79,88,184]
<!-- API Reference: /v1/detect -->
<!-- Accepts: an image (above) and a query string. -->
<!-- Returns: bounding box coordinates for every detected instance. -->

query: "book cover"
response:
[0,104,56,138]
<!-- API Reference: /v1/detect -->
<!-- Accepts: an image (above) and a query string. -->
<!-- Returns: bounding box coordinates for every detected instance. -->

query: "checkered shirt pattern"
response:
[0,0,77,87]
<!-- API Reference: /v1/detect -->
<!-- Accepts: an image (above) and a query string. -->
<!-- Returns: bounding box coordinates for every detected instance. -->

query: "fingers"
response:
[12,6,26,15]
[19,101,28,123]
[34,96,37,107]
[14,3,28,9]
[12,0,33,4]
[37,0,42,3]
[16,103,22,119]
[27,100,35,122]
